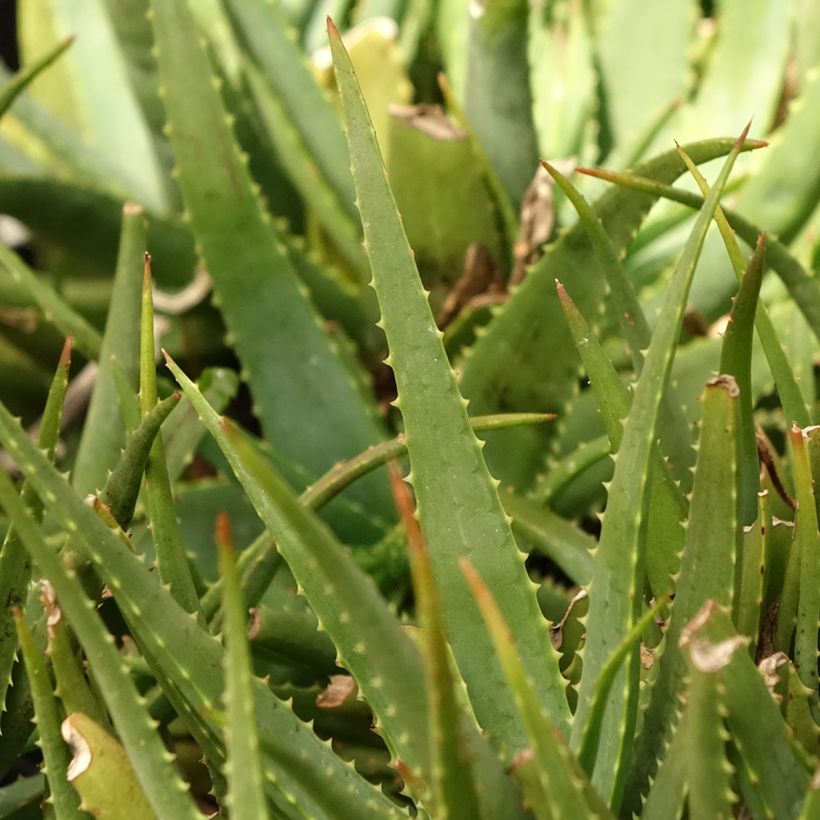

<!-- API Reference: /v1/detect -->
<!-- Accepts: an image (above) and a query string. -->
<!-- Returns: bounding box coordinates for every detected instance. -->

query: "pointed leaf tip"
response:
[215,511,234,553]
[59,335,73,367]
[327,16,339,37]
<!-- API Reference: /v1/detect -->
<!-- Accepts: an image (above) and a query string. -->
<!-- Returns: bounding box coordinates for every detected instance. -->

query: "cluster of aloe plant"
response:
[1,0,820,817]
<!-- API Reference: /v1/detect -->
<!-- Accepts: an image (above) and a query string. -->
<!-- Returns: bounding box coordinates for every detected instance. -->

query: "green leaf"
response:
[42,583,111,732]
[223,0,355,213]
[571,133,745,810]
[624,376,740,813]
[242,58,369,279]
[0,394,405,818]
[14,611,85,820]
[0,35,74,119]
[641,727,687,820]
[139,257,199,613]
[0,470,200,819]
[679,617,739,820]
[302,411,554,511]
[713,230,765,528]
[683,601,811,819]
[0,337,69,719]
[459,137,765,490]
[21,0,170,211]
[98,390,180,530]
[60,713,156,820]
[0,775,45,817]
[789,426,820,710]
[393,471,482,819]
[596,0,691,153]
[329,18,570,750]
[462,560,612,819]
[576,166,820,348]
[148,0,394,542]
[167,354,432,792]
[72,202,145,496]
[0,245,102,362]
[462,0,537,206]
[555,280,685,596]
[217,517,268,820]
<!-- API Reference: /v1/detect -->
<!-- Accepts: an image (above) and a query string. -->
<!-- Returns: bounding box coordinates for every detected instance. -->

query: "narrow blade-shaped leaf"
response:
[0,35,74,118]
[0,471,200,820]
[329,19,569,749]
[462,560,613,819]
[0,337,69,716]
[572,131,745,809]
[624,377,739,812]
[72,202,144,496]
[14,611,84,820]
[217,516,267,819]
[148,0,393,539]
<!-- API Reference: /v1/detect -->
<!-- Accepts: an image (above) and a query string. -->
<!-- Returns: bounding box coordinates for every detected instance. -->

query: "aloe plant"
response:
[0,1,819,817]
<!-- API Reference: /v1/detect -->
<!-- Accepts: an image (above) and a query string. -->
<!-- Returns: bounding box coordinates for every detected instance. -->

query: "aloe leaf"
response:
[801,780,820,820]
[555,280,685,595]
[223,0,354,213]
[735,494,766,643]
[217,517,267,819]
[139,256,199,613]
[623,376,740,812]
[680,629,738,820]
[459,137,765,489]
[0,35,74,118]
[242,59,368,279]
[0,245,102,362]
[200,532,281,629]
[72,202,145,496]
[60,713,154,820]
[595,0,691,152]
[532,433,611,505]
[685,601,811,818]
[461,0,537,206]
[545,160,696,486]
[437,72,518,254]
[576,167,820,346]
[22,0,169,211]
[0,774,45,816]
[248,602,336,677]
[528,0,595,163]
[502,492,594,586]
[687,64,820,319]
[0,337,69,719]
[678,144,811,430]
[392,471,481,819]
[789,426,820,710]
[149,0,393,538]
[329,19,569,748]
[715,232,765,526]
[166,355,431,786]
[652,0,790,151]
[576,596,668,775]
[571,133,745,809]
[42,583,111,732]
[542,161,650,368]
[14,611,85,820]
[0,176,195,288]
[98,391,180,529]
[641,726,687,820]
[462,560,613,819]
[162,367,238,482]
[0,471,200,819]
[302,411,554,511]
[0,397,405,818]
